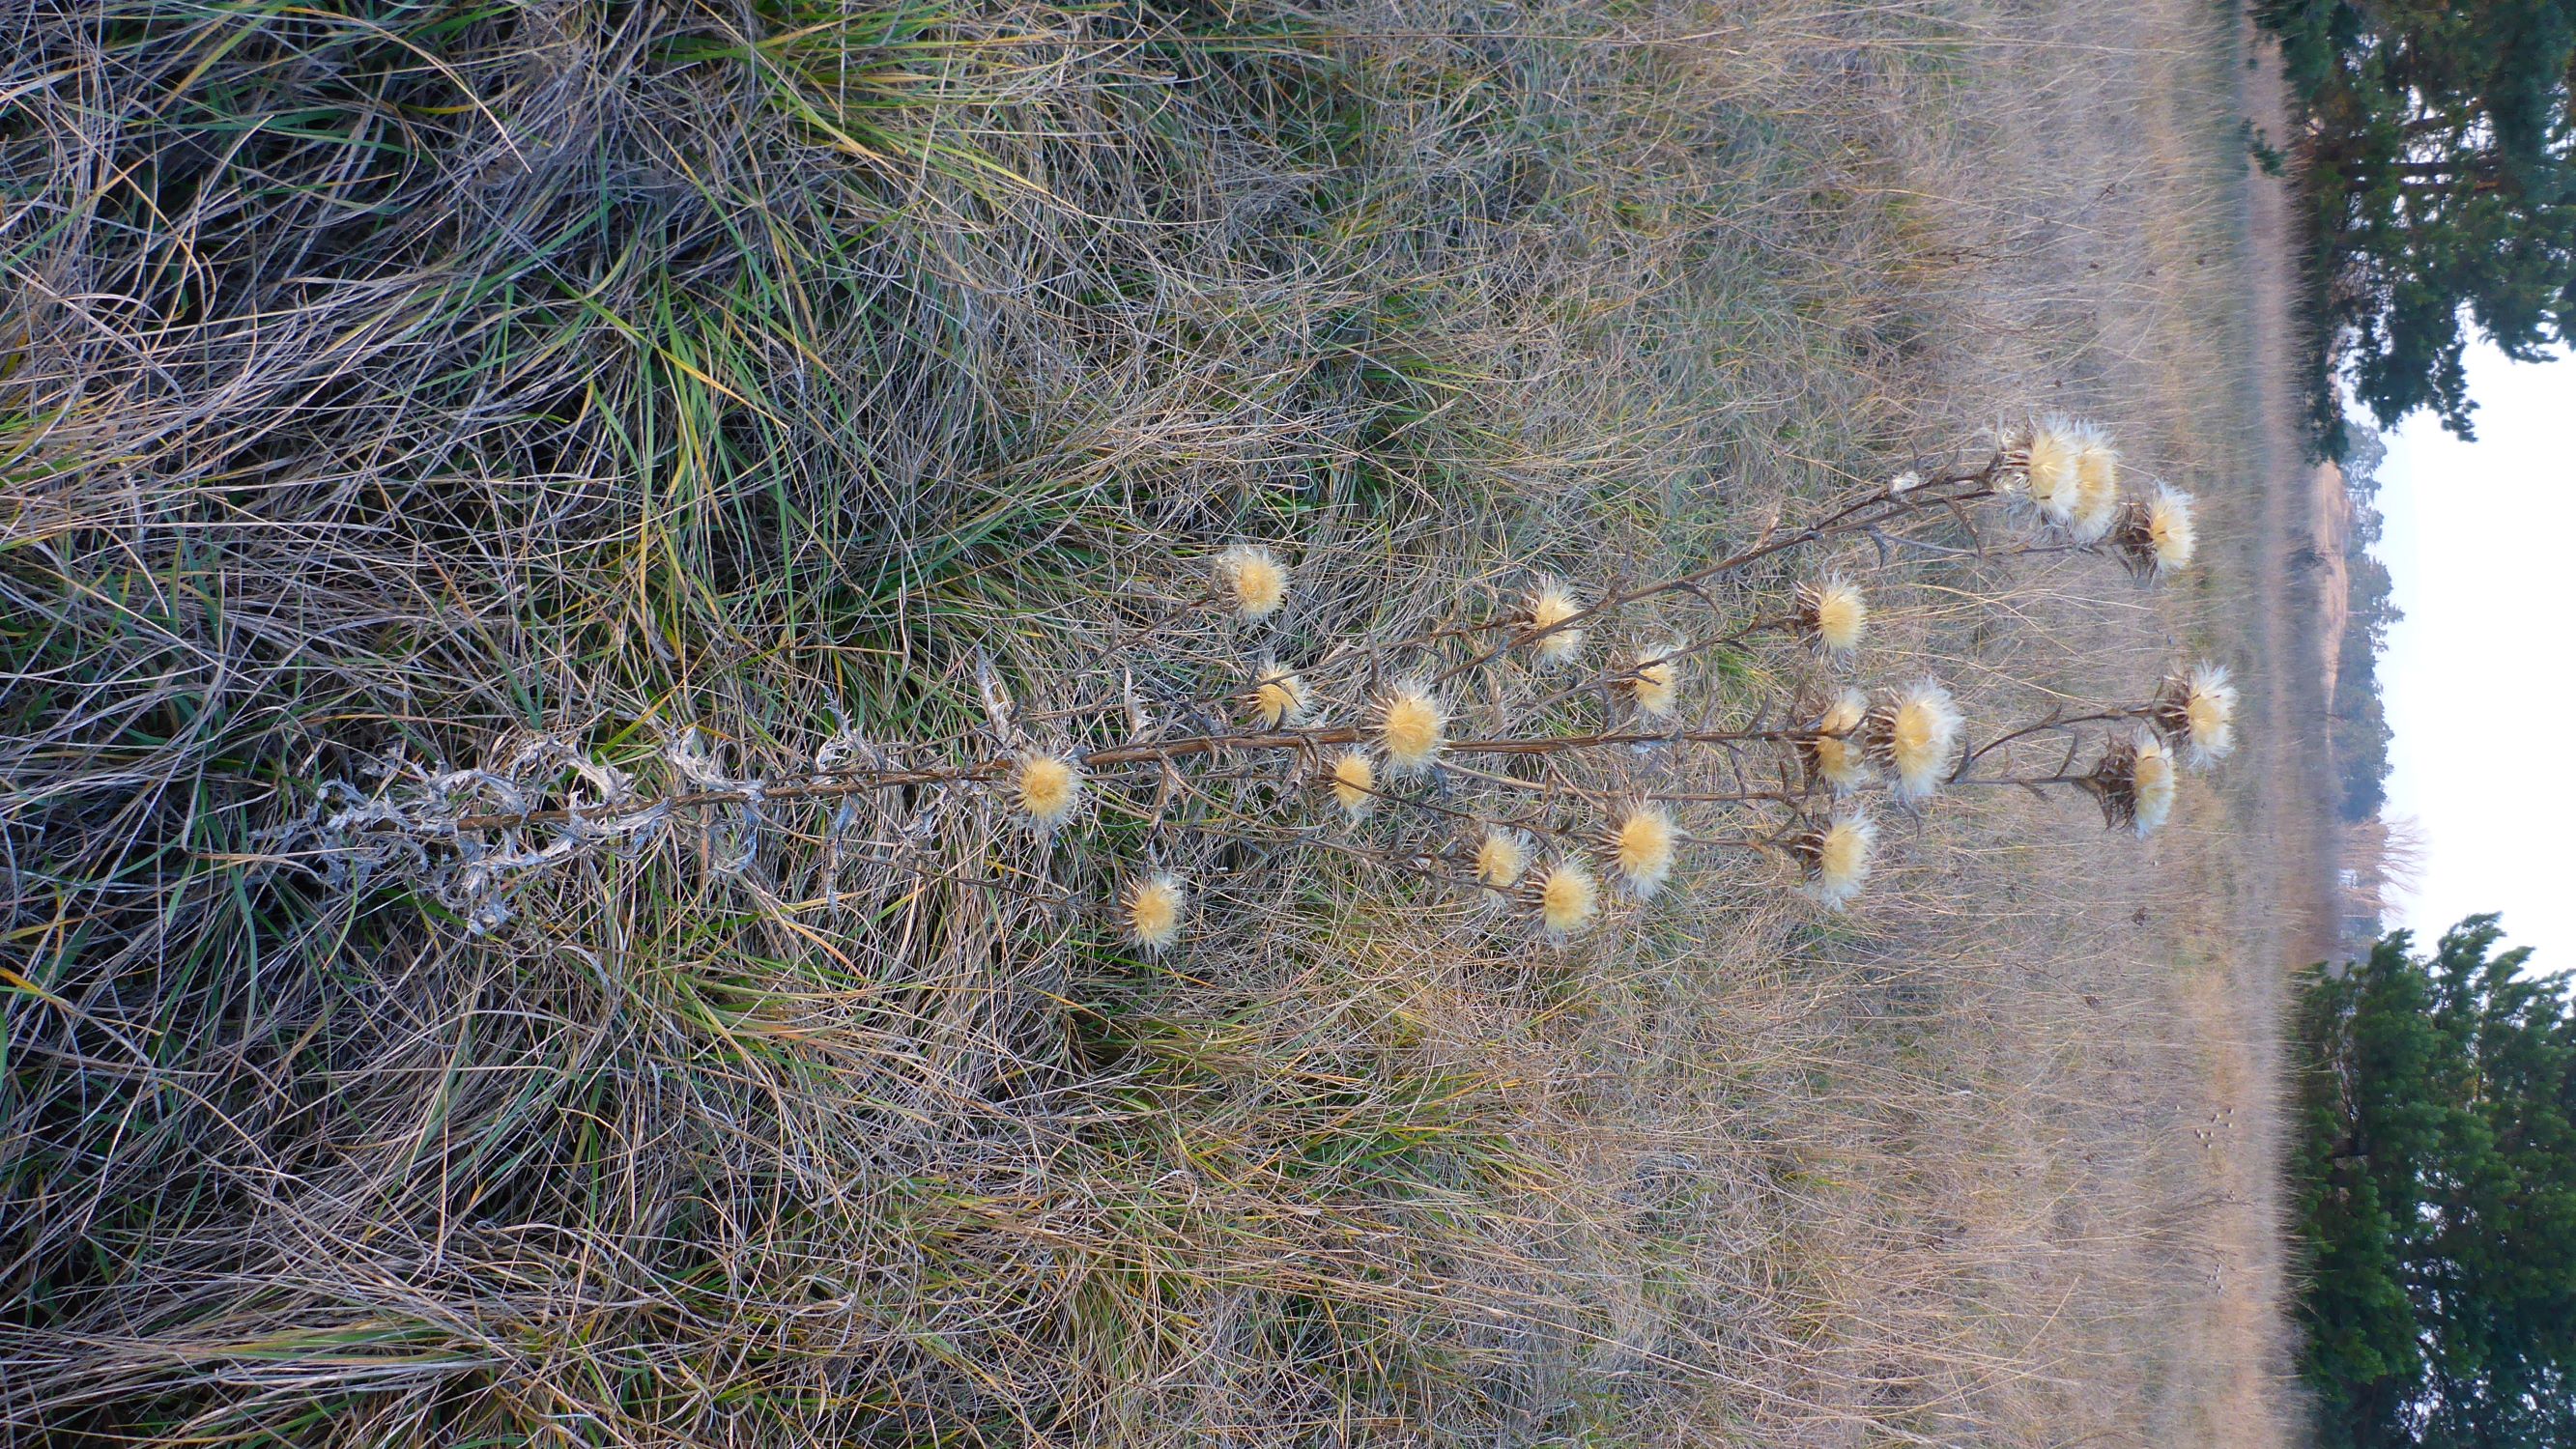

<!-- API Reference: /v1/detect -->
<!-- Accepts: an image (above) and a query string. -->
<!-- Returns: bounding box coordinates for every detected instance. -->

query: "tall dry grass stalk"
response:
[0,1,2301,1444]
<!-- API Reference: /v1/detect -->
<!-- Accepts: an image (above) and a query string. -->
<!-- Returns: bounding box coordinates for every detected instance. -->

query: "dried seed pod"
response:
[1530,859,1600,940]
[2149,662,2236,767]
[1627,645,1682,720]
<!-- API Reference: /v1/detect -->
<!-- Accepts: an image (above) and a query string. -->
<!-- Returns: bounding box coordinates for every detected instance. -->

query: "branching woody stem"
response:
[1432,464,2000,685]
[435,724,1829,835]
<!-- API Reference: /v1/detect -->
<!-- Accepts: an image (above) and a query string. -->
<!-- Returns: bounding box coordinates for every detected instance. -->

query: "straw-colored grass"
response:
[0,1,2313,1444]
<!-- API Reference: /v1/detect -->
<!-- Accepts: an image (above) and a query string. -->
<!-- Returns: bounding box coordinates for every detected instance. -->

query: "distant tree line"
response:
[2329,427,2396,822]
[2292,918,2576,1446]
[2253,0,2576,455]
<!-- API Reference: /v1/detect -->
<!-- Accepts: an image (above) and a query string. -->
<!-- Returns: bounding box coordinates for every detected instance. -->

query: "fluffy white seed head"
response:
[1535,860,1599,940]
[2069,426,2121,544]
[1527,581,1586,666]
[1809,688,1875,794]
[1216,546,1288,621]
[1609,806,1678,899]
[1125,873,1186,952]
[1379,686,1446,775]
[1331,750,1377,821]
[2128,732,2177,838]
[1251,660,1309,729]
[1871,679,1963,803]
[2179,663,2236,767]
[1800,576,1869,659]
[1803,810,1878,910]
[2146,485,2196,573]
[2014,416,2086,527]
[1474,829,1527,894]
[1016,753,1082,830]
[1628,647,1681,719]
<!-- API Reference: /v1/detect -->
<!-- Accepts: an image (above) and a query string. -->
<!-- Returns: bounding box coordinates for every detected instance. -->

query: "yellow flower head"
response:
[1802,810,1877,910]
[1016,753,1081,830]
[1527,580,1586,666]
[1870,679,1963,803]
[1331,750,1377,821]
[1609,805,1678,899]
[1378,686,1446,775]
[1800,576,1869,659]
[1628,647,1681,720]
[1535,860,1599,940]
[1474,829,1526,894]
[1251,660,1309,729]
[1808,688,1875,794]
[1216,546,1288,622]
[1125,873,1186,952]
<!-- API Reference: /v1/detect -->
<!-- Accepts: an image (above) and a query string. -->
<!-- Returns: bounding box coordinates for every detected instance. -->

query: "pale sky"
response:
[2372,343,2573,969]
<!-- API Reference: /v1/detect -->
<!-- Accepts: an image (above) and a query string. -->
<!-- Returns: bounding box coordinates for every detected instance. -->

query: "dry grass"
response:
[1,1,2312,1444]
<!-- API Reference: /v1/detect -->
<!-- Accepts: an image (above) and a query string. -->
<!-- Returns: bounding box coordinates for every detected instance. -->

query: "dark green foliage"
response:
[2290,918,2576,1445]
[2254,0,2576,451]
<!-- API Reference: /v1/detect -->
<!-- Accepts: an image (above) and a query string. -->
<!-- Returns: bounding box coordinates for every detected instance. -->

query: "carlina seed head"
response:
[1797,810,1878,910]
[1867,678,1963,803]
[1379,685,1446,775]
[2169,662,2236,767]
[2086,728,2179,838]
[1251,659,1309,729]
[2069,424,2121,544]
[1216,546,1288,622]
[2109,484,2197,579]
[1125,872,1187,952]
[2008,415,2087,527]
[1628,645,1681,720]
[1797,576,1869,660]
[1016,752,1082,830]
[1331,750,1377,821]
[1474,828,1527,895]
[1533,859,1600,940]
[1526,580,1586,666]
[1804,688,1875,794]
[1608,805,1678,899]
